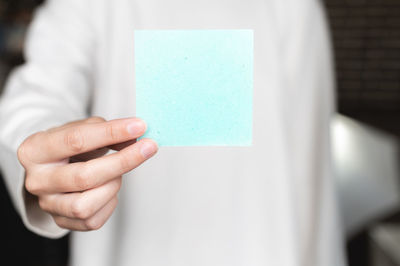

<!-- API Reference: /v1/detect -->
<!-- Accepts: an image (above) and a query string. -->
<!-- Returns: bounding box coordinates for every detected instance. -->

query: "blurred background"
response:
[0,0,399,265]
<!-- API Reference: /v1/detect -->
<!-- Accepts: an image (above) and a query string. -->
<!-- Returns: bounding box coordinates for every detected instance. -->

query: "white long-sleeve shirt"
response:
[0,0,346,265]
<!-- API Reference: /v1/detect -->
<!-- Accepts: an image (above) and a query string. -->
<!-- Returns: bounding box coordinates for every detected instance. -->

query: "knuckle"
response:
[84,218,103,231]
[74,167,94,190]
[25,177,41,195]
[53,216,63,226]
[53,216,68,230]
[38,197,48,211]
[71,198,90,219]
[17,133,40,164]
[105,123,119,142]
[119,152,134,171]
[64,128,85,153]
[17,142,28,164]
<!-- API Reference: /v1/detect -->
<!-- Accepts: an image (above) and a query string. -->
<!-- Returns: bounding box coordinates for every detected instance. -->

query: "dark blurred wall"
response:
[325,0,400,136]
[0,1,69,266]
[0,176,69,266]
[325,1,400,265]
[0,0,40,89]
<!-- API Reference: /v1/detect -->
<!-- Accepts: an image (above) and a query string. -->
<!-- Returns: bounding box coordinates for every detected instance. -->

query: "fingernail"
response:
[140,141,158,158]
[126,119,146,136]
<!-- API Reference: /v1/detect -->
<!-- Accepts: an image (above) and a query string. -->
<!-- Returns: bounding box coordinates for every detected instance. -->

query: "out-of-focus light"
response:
[331,115,363,182]
[331,114,400,236]
[332,117,351,168]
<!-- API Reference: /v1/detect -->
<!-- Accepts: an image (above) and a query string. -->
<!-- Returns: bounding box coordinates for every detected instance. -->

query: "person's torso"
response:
[71,1,298,265]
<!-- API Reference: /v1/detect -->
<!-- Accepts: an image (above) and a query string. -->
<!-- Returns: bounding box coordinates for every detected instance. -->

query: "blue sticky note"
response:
[135,29,253,146]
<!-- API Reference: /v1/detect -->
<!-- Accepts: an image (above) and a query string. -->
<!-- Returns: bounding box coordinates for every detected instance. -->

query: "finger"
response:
[38,177,122,219]
[32,138,157,193]
[28,117,147,163]
[52,197,118,231]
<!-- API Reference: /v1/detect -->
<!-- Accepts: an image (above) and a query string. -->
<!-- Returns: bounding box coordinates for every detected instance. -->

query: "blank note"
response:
[135,29,253,146]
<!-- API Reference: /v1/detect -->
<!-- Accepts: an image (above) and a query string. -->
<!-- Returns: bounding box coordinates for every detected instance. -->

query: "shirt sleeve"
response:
[279,1,347,265]
[0,0,94,238]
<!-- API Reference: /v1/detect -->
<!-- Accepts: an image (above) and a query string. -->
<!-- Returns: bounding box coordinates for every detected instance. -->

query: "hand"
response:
[17,117,158,231]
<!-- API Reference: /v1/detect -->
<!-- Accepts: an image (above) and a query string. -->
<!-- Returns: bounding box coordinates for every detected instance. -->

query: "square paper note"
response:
[135,29,253,146]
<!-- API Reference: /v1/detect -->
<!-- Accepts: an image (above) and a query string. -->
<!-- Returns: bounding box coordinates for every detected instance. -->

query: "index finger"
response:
[30,138,157,194]
[29,117,146,163]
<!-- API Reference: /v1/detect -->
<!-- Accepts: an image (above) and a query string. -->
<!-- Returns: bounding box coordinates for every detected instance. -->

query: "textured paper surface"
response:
[135,29,253,146]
